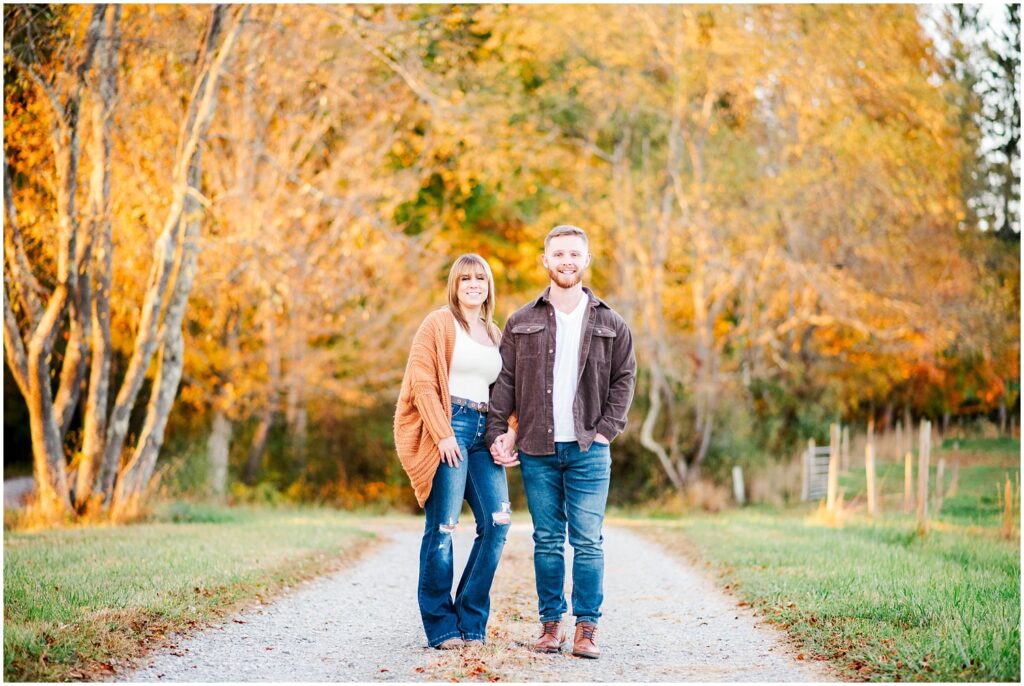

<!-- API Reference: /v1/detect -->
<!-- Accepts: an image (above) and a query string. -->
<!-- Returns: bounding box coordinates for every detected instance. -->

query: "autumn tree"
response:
[4,4,247,519]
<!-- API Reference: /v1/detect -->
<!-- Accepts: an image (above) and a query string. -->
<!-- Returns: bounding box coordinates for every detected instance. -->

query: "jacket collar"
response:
[532,285,607,310]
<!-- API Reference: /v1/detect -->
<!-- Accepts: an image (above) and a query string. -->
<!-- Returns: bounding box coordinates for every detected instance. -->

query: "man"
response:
[486,225,636,659]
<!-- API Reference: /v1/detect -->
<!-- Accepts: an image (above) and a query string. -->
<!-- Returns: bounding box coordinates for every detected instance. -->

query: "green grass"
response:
[939,436,1021,453]
[653,509,1020,681]
[3,504,376,682]
[632,447,1021,682]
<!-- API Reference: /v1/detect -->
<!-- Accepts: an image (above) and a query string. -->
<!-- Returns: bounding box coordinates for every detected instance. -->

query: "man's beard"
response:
[548,266,583,289]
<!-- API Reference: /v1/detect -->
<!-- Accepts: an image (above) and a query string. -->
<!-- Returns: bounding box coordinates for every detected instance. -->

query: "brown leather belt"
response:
[451,396,489,413]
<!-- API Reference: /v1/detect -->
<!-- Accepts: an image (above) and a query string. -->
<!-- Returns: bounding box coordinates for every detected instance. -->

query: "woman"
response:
[394,254,518,649]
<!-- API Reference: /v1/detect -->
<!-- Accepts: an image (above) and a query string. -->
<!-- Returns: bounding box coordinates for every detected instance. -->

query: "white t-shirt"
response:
[552,294,589,441]
[447,322,502,403]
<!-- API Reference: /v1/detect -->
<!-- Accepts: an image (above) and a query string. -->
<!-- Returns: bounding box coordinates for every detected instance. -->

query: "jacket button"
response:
[549,349,553,353]
[547,389,551,394]
[548,429,552,433]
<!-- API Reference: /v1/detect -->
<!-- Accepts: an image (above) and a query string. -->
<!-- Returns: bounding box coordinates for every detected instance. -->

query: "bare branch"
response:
[3,159,46,326]
[3,282,31,399]
[7,53,68,136]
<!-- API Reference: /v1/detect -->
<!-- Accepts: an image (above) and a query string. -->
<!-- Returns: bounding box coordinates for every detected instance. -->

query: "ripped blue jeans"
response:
[417,403,510,646]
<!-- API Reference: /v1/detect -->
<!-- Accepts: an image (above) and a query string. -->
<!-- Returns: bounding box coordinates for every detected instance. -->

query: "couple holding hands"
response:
[394,225,637,659]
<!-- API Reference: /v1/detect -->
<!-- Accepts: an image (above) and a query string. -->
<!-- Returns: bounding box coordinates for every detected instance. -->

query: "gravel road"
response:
[125,519,836,682]
[4,477,34,509]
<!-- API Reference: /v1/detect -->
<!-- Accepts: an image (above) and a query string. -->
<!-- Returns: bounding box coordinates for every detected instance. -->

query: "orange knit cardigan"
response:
[394,308,515,508]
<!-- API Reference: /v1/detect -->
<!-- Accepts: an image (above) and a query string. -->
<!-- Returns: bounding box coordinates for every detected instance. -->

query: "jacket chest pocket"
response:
[589,326,617,362]
[512,323,546,359]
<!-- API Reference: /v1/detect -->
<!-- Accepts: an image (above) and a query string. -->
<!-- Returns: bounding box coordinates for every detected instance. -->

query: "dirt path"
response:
[126,519,836,682]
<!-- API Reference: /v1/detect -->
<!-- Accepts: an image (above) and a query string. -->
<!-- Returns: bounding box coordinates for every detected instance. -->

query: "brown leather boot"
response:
[533,620,566,653]
[572,622,600,659]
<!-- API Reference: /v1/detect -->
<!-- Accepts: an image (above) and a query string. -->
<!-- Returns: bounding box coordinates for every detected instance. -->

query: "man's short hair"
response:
[544,225,589,250]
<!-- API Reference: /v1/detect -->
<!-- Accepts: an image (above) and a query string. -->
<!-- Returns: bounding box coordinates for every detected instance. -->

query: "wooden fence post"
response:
[1001,474,1016,539]
[903,452,913,513]
[917,420,931,534]
[934,457,945,514]
[865,440,877,517]
[802,439,814,502]
[732,466,745,505]
[895,421,903,461]
[827,423,840,513]
[947,441,960,498]
[841,424,850,472]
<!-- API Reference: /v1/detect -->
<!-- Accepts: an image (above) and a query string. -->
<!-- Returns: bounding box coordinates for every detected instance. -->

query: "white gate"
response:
[802,445,832,501]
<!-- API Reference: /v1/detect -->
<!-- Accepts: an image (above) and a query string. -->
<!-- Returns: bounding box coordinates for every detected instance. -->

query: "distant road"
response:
[4,477,34,509]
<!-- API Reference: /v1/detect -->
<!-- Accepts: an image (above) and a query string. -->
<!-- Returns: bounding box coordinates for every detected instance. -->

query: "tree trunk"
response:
[205,306,241,499]
[53,236,93,442]
[639,366,684,491]
[77,6,119,511]
[102,5,245,505]
[244,407,273,485]
[883,401,894,433]
[244,300,280,485]
[5,7,107,517]
[207,406,233,499]
[26,299,73,514]
[286,379,308,478]
[113,85,218,513]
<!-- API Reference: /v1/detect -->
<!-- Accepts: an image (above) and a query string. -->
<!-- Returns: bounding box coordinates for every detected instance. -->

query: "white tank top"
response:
[447,322,502,403]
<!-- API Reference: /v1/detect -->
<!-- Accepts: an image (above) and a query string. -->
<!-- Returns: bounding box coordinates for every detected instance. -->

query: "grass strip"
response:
[3,503,377,682]
[638,507,1020,682]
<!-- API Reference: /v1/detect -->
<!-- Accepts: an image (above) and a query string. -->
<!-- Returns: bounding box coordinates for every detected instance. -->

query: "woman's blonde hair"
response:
[446,253,499,344]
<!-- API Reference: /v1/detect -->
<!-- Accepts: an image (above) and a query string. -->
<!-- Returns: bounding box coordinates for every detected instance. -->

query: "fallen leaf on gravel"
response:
[233,619,246,624]
[414,667,425,673]
[796,654,805,660]
[380,668,389,673]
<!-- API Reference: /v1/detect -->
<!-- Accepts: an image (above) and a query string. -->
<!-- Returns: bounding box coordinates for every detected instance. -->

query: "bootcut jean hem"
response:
[428,630,462,648]
[575,616,599,625]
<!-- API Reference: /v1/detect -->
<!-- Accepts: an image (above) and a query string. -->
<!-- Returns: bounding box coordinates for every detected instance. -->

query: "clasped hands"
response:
[435,430,519,468]
[439,430,609,469]
[490,430,520,467]
[489,431,609,467]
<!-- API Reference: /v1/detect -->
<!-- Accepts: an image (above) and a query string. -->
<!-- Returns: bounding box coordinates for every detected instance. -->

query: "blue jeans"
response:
[520,441,611,626]
[418,404,511,646]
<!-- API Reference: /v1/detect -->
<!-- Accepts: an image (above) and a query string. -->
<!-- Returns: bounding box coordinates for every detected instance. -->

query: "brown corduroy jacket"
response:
[394,308,516,508]
[485,287,636,455]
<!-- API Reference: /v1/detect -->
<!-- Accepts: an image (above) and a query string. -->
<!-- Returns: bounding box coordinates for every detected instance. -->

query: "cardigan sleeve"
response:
[407,313,453,444]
